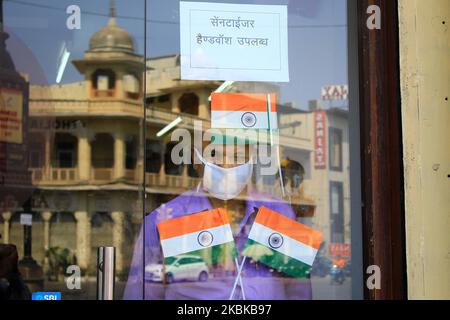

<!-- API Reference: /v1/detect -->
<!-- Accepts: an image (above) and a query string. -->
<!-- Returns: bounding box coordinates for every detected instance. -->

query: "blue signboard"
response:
[32,292,61,300]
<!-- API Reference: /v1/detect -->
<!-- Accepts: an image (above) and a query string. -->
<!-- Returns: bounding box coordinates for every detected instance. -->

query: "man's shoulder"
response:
[247,188,295,218]
[147,189,209,223]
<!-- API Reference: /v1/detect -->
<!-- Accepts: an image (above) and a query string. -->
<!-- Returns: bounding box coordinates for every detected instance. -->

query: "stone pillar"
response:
[1,211,12,244]
[198,90,210,119]
[171,91,182,113]
[135,132,144,183]
[182,165,188,188]
[159,162,166,185]
[41,211,52,270]
[113,132,125,180]
[115,70,123,99]
[111,211,124,273]
[44,131,51,176]
[74,211,91,270]
[41,211,52,251]
[77,131,91,181]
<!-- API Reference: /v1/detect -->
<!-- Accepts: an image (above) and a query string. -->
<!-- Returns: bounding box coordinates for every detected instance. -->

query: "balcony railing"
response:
[145,173,202,190]
[31,168,78,185]
[91,168,113,182]
[29,168,311,205]
[146,106,209,128]
[93,89,115,98]
[125,169,138,181]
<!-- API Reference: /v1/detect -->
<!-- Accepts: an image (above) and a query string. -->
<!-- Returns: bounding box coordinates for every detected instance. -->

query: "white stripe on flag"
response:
[160,224,234,258]
[248,222,318,266]
[212,111,278,129]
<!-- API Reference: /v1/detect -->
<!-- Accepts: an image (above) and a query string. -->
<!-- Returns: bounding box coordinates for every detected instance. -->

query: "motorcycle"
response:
[329,264,345,285]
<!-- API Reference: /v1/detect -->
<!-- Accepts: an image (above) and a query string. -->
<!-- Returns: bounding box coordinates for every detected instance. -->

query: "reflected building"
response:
[7,9,146,275]
[0,0,33,262]
[278,102,351,255]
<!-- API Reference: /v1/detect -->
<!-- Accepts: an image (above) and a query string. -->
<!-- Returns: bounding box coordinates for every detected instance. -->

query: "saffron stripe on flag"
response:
[255,207,322,249]
[157,208,229,240]
[247,222,319,266]
[211,93,277,112]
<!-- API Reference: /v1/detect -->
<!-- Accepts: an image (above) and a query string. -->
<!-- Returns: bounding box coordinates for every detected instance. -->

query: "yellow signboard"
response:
[0,88,23,144]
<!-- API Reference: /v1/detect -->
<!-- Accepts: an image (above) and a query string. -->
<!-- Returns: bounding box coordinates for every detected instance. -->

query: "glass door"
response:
[125,0,363,300]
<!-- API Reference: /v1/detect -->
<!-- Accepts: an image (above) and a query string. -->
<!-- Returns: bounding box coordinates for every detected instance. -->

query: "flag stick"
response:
[229,256,247,300]
[267,94,286,197]
[276,145,286,198]
[234,257,246,300]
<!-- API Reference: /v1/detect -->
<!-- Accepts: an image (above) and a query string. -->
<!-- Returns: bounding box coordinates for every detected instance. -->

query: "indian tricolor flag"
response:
[211,93,277,129]
[157,208,236,264]
[244,206,323,278]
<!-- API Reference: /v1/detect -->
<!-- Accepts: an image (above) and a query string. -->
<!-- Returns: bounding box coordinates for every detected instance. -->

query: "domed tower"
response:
[73,0,143,100]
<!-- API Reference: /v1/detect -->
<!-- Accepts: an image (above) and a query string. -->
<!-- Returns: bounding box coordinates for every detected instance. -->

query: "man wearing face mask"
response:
[124,135,312,300]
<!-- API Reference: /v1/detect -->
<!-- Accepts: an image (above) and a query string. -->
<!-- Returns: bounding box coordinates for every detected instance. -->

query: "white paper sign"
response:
[20,214,32,226]
[180,2,289,82]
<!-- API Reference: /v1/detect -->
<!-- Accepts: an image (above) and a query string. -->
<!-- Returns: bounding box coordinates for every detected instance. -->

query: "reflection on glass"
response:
[0,0,358,301]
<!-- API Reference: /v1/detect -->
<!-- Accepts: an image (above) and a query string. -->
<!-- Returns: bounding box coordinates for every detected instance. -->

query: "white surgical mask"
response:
[194,148,253,201]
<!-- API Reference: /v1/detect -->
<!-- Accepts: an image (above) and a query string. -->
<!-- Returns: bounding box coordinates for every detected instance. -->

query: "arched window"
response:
[125,135,137,169]
[123,74,140,99]
[29,132,45,168]
[91,133,114,168]
[178,92,199,115]
[164,142,184,176]
[145,139,162,173]
[281,158,305,189]
[92,69,116,97]
[52,133,78,168]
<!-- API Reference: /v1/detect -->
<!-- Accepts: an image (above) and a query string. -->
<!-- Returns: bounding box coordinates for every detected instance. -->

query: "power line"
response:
[4,0,347,28]
[5,0,156,22]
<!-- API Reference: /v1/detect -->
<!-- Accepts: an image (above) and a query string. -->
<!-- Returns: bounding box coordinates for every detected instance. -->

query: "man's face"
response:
[201,141,252,168]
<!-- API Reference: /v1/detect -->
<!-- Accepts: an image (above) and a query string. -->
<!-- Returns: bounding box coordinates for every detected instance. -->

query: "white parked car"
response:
[145,255,209,283]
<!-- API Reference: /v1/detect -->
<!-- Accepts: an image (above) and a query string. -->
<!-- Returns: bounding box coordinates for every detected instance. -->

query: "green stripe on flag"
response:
[244,239,312,279]
[164,242,237,267]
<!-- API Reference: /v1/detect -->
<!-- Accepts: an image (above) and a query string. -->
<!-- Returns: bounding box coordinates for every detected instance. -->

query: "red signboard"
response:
[329,243,351,258]
[0,88,23,144]
[314,111,326,169]
[321,85,349,101]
